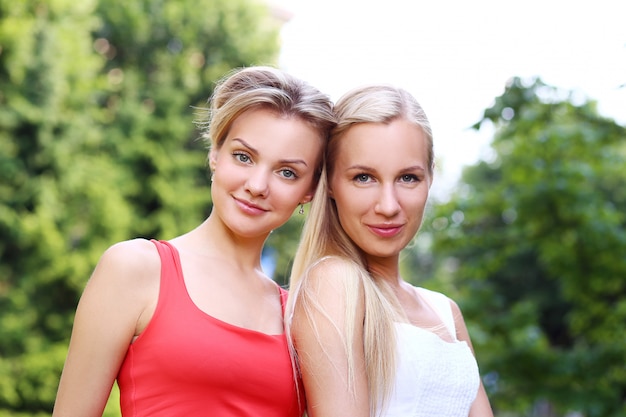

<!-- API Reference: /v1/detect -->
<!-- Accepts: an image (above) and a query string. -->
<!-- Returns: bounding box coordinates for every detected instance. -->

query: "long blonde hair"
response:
[286,85,434,415]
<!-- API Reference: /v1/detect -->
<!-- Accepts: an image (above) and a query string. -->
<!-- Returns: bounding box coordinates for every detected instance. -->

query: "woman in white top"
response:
[286,85,493,417]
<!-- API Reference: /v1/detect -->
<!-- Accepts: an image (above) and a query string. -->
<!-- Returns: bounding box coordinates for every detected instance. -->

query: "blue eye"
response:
[354,174,371,183]
[233,152,251,163]
[400,174,419,183]
[279,169,297,179]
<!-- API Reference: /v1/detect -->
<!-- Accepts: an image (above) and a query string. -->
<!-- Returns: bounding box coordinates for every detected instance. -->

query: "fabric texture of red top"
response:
[117,239,303,416]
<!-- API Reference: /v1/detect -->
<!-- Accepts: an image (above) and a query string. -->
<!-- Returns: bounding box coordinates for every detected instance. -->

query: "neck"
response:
[183,217,269,271]
[366,255,402,287]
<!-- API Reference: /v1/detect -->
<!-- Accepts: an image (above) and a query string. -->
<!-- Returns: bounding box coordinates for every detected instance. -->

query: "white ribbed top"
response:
[380,288,480,417]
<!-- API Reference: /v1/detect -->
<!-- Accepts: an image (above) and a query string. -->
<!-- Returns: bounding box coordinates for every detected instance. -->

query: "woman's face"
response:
[209,108,322,239]
[329,118,432,263]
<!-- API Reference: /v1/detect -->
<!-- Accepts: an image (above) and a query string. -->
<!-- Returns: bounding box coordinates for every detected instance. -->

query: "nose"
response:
[244,168,270,197]
[374,183,401,217]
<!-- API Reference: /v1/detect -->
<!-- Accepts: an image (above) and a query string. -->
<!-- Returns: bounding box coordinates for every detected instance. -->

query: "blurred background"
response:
[0,0,624,415]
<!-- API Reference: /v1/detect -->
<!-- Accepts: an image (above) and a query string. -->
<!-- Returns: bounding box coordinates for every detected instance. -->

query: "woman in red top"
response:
[53,66,335,417]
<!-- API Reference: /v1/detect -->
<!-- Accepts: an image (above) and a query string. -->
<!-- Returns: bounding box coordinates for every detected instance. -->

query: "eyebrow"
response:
[346,164,426,172]
[401,165,427,173]
[232,138,309,167]
[345,164,372,171]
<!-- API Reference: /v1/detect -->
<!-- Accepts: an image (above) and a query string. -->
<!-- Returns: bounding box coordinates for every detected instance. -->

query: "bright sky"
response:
[276,0,626,199]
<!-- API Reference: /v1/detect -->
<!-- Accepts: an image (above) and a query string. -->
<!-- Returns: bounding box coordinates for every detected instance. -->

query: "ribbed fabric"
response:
[381,288,480,417]
[117,240,303,417]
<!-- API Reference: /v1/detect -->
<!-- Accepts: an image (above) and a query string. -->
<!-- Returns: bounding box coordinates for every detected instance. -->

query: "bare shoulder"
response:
[295,256,365,319]
[98,238,159,271]
[99,237,158,265]
[303,256,363,289]
[89,238,161,293]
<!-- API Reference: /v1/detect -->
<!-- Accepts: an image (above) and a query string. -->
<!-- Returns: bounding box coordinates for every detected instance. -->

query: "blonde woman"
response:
[286,85,493,417]
[53,66,335,417]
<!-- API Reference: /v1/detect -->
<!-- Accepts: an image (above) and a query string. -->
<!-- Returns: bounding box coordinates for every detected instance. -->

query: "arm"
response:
[450,300,494,417]
[290,259,370,417]
[53,239,160,417]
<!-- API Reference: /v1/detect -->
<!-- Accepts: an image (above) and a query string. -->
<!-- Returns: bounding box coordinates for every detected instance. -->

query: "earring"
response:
[298,204,305,215]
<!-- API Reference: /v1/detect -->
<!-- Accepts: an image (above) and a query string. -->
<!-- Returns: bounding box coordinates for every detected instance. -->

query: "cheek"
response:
[334,196,363,233]
[406,193,429,220]
[275,183,311,206]
[333,185,373,215]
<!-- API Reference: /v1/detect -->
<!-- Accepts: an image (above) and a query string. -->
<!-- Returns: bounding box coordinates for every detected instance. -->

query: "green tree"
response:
[425,78,626,416]
[0,2,110,414]
[0,0,281,414]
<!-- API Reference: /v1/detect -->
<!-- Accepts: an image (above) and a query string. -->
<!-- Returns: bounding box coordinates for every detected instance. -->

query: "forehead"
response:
[335,119,428,167]
[224,108,323,159]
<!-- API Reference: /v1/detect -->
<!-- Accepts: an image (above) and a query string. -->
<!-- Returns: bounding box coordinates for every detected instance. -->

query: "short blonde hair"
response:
[199,66,336,154]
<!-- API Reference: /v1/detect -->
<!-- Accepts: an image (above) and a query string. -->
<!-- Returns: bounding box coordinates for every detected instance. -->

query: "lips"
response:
[234,197,268,215]
[367,224,403,238]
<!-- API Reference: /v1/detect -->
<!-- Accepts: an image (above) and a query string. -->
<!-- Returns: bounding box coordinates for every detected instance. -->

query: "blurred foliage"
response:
[0,0,281,413]
[2,0,625,415]
[411,77,626,416]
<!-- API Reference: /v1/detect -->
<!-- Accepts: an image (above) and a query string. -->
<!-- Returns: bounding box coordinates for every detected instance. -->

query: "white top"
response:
[380,288,480,417]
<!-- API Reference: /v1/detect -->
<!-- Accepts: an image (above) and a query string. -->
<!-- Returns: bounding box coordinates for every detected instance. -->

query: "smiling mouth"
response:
[368,225,403,237]
[235,197,268,215]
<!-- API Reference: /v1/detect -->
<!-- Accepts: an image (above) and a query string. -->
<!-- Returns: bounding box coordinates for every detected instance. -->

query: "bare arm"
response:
[290,259,370,417]
[53,239,160,417]
[451,300,494,417]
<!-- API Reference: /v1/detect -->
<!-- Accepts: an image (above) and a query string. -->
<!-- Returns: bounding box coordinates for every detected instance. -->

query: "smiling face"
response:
[329,117,433,264]
[209,107,323,239]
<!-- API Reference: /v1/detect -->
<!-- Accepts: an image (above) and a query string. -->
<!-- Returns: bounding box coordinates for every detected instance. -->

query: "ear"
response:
[300,190,315,204]
[209,148,218,172]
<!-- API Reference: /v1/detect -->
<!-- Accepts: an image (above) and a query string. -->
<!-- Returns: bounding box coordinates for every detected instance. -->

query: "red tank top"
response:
[117,240,303,416]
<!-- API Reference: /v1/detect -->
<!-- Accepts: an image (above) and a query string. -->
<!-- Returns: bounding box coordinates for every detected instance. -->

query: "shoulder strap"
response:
[150,239,185,292]
[416,287,457,339]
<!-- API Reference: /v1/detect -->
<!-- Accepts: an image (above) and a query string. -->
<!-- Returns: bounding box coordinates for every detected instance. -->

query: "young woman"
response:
[53,66,335,417]
[286,85,493,417]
